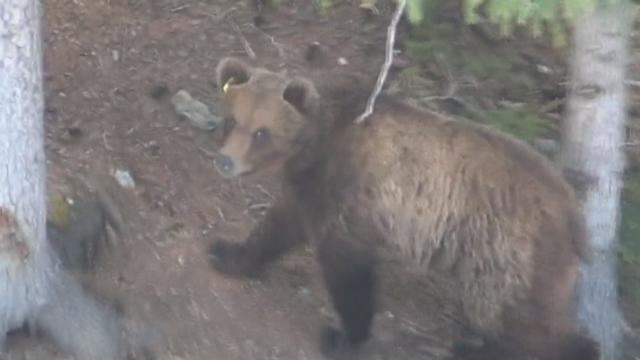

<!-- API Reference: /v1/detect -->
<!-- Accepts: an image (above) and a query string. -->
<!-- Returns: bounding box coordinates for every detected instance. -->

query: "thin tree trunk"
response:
[560,1,635,359]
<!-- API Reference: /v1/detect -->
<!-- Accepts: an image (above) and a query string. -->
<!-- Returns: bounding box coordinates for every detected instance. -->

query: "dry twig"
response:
[230,20,257,60]
[355,0,407,124]
[251,24,288,58]
[208,7,237,23]
[198,147,217,159]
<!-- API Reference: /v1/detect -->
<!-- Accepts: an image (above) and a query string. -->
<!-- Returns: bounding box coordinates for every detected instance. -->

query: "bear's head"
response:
[213,57,321,179]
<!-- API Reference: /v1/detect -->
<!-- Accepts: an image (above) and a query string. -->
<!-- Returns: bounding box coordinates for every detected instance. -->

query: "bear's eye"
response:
[253,128,269,144]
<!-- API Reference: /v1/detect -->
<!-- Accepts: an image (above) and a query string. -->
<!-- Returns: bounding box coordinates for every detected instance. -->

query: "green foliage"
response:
[396,66,424,88]
[619,170,640,305]
[317,0,334,10]
[268,0,289,6]
[405,37,453,66]
[407,0,425,23]
[404,17,537,101]
[405,0,626,47]
[462,53,512,78]
[476,108,548,142]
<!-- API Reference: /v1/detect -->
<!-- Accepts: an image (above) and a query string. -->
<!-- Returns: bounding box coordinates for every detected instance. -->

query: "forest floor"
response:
[5,0,640,359]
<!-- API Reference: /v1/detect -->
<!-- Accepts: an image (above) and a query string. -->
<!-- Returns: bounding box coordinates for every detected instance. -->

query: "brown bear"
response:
[208,56,600,360]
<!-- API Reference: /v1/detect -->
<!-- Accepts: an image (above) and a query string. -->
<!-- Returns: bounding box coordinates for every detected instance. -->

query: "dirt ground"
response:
[4,0,639,359]
[18,0,454,359]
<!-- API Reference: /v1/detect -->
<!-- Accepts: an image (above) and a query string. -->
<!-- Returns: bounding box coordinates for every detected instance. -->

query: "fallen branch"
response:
[209,7,237,23]
[355,0,407,124]
[230,20,257,60]
[198,147,217,159]
[250,24,288,59]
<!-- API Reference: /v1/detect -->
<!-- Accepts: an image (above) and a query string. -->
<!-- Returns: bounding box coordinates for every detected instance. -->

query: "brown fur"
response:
[209,57,599,360]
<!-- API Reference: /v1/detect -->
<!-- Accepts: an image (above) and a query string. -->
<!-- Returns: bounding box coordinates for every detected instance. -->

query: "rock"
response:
[170,89,222,131]
[536,64,552,74]
[305,41,328,68]
[143,140,160,156]
[149,84,169,100]
[112,169,136,190]
[359,0,379,15]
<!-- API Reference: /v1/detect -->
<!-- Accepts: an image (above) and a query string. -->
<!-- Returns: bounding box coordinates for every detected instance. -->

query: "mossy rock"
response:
[48,192,72,229]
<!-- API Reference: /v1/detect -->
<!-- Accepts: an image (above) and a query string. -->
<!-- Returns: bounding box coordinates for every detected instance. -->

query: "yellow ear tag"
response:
[223,77,235,94]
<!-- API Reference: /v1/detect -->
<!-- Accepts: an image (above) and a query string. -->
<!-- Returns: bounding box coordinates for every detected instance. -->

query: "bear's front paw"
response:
[320,326,356,359]
[208,239,258,278]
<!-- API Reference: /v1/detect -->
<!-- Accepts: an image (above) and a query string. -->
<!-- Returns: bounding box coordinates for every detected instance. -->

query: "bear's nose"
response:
[215,154,235,176]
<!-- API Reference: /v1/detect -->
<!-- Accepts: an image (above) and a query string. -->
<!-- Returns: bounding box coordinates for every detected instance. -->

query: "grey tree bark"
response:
[0,0,54,348]
[560,1,636,359]
[0,1,163,358]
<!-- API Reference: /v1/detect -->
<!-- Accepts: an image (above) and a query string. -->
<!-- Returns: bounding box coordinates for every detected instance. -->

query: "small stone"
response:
[337,57,349,66]
[112,169,136,189]
[536,64,552,74]
[305,41,327,67]
[170,89,222,131]
[298,287,311,297]
[253,15,266,28]
[149,84,169,100]
[143,140,160,156]
[359,0,379,15]
[67,127,83,138]
[112,50,120,61]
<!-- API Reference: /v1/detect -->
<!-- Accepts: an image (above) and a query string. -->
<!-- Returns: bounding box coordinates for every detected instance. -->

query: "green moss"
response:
[48,192,72,229]
[475,108,548,142]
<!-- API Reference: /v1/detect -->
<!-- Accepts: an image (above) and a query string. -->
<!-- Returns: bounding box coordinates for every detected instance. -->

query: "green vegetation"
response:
[620,171,640,305]
[396,66,424,89]
[407,0,606,46]
[476,109,549,142]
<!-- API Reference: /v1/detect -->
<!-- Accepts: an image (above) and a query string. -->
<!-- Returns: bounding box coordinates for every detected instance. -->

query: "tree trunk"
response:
[560,1,635,359]
[0,2,163,358]
[0,0,54,347]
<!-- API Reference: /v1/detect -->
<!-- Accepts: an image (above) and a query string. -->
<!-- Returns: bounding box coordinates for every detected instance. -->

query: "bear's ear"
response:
[282,77,320,115]
[216,57,251,94]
